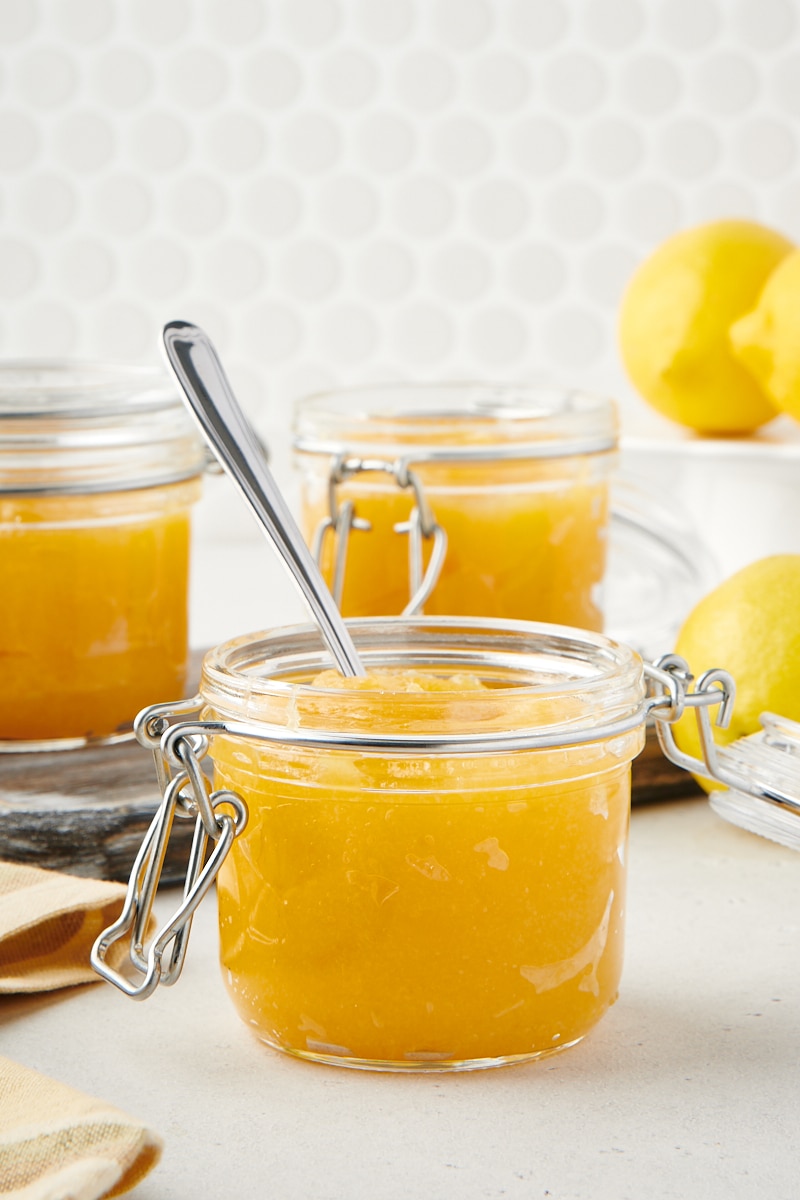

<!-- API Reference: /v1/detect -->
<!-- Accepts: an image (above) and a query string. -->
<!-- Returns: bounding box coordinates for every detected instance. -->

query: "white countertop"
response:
[3,796,798,1200]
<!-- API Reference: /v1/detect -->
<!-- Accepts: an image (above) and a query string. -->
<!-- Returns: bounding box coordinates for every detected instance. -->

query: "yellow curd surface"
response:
[0,479,198,742]
[302,457,609,630]
[213,666,637,1069]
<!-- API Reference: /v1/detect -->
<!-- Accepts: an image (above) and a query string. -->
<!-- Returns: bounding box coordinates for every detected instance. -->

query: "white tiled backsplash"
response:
[3,0,800,643]
[3,0,799,418]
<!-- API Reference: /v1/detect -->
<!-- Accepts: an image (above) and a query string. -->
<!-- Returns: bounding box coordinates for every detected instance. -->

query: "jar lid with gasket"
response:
[293,380,619,460]
[0,359,207,494]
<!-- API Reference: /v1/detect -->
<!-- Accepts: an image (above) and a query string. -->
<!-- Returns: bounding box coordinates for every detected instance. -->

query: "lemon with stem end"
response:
[619,219,793,434]
[673,555,800,792]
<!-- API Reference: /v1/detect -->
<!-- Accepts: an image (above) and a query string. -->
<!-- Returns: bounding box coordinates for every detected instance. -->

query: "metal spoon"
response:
[162,320,365,677]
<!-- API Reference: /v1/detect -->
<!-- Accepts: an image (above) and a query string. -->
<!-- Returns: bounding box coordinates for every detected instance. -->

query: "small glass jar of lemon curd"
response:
[293,383,617,629]
[95,617,649,1072]
[0,361,206,748]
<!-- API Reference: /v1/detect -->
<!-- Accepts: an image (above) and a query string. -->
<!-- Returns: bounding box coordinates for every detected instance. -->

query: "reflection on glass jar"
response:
[201,617,645,1071]
[0,361,206,747]
[293,383,618,630]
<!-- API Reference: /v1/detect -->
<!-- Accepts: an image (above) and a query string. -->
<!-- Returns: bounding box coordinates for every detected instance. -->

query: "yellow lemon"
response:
[730,248,800,422]
[619,219,793,434]
[672,555,800,790]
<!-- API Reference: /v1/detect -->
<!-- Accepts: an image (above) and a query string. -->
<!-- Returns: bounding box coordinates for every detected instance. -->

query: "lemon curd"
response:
[0,481,199,742]
[204,619,645,1071]
[0,362,205,746]
[305,456,608,628]
[293,384,617,630]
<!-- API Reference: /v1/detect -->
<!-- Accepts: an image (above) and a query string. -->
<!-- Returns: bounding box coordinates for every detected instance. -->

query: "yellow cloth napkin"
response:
[0,861,163,1198]
[0,1056,162,1199]
[0,861,129,994]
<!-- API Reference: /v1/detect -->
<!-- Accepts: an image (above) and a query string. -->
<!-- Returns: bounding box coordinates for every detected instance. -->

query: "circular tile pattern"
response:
[201,237,265,300]
[580,118,643,179]
[582,0,644,49]
[734,117,797,179]
[241,49,304,110]
[467,179,529,241]
[14,173,77,235]
[281,112,341,175]
[128,236,193,298]
[203,112,266,174]
[391,175,455,238]
[506,0,569,50]
[313,303,378,365]
[278,239,341,301]
[508,116,570,178]
[319,48,379,109]
[468,307,528,366]
[617,180,684,243]
[543,52,608,116]
[0,237,40,299]
[91,174,154,235]
[16,300,78,356]
[391,303,454,365]
[166,47,230,109]
[394,50,456,112]
[355,240,416,300]
[505,243,568,305]
[240,175,303,237]
[657,117,721,179]
[127,111,192,173]
[544,181,606,242]
[355,112,416,175]
[431,115,494,178]
[13,48,79,110]
[467,53,530,114]
[54,0,115,45]
[165,174,229,235]
[202,0,266,46]
[52,111,115,173]
[0,112,41,172]
[90,48,155,110]
[54,238,116,299]
[0,0,798,435]
[429,242,492,304]
[691,53,759,116]
[619,53,683,114]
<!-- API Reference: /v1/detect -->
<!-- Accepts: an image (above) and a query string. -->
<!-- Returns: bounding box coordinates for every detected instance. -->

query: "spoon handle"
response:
[162,320,364,678]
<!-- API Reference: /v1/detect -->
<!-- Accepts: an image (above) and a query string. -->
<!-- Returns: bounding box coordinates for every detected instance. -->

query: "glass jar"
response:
[198,616,645,1071]
[92,621,800,1056]
[0,360,206,748]
[293,383,618,630]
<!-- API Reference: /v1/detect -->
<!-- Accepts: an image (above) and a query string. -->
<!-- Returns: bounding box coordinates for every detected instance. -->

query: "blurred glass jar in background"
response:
[0,361,206,748]
[292,383,618,631]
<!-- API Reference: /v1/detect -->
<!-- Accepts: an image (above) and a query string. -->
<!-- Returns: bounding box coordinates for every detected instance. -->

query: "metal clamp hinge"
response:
[311,453,447,615]
[91,699,248,1000]
[646,654,800,849]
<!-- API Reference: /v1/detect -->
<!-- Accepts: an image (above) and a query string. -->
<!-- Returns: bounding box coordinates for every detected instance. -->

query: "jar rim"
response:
[200,616,645,749]
[293,381,618,461]
[0,359,176,417]
[0,358,207,493]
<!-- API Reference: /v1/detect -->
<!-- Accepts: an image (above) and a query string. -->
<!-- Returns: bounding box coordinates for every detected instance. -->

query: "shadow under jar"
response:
[0,361,206,748]
[201,616,645,1071]
[293,383,618,629]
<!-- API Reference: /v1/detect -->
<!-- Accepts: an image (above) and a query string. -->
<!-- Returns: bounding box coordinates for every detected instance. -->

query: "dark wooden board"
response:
[0,736,198,883]
[0,718,700,883]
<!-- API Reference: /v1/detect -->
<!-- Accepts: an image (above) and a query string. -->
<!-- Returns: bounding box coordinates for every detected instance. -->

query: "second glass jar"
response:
[293,383,618,630]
